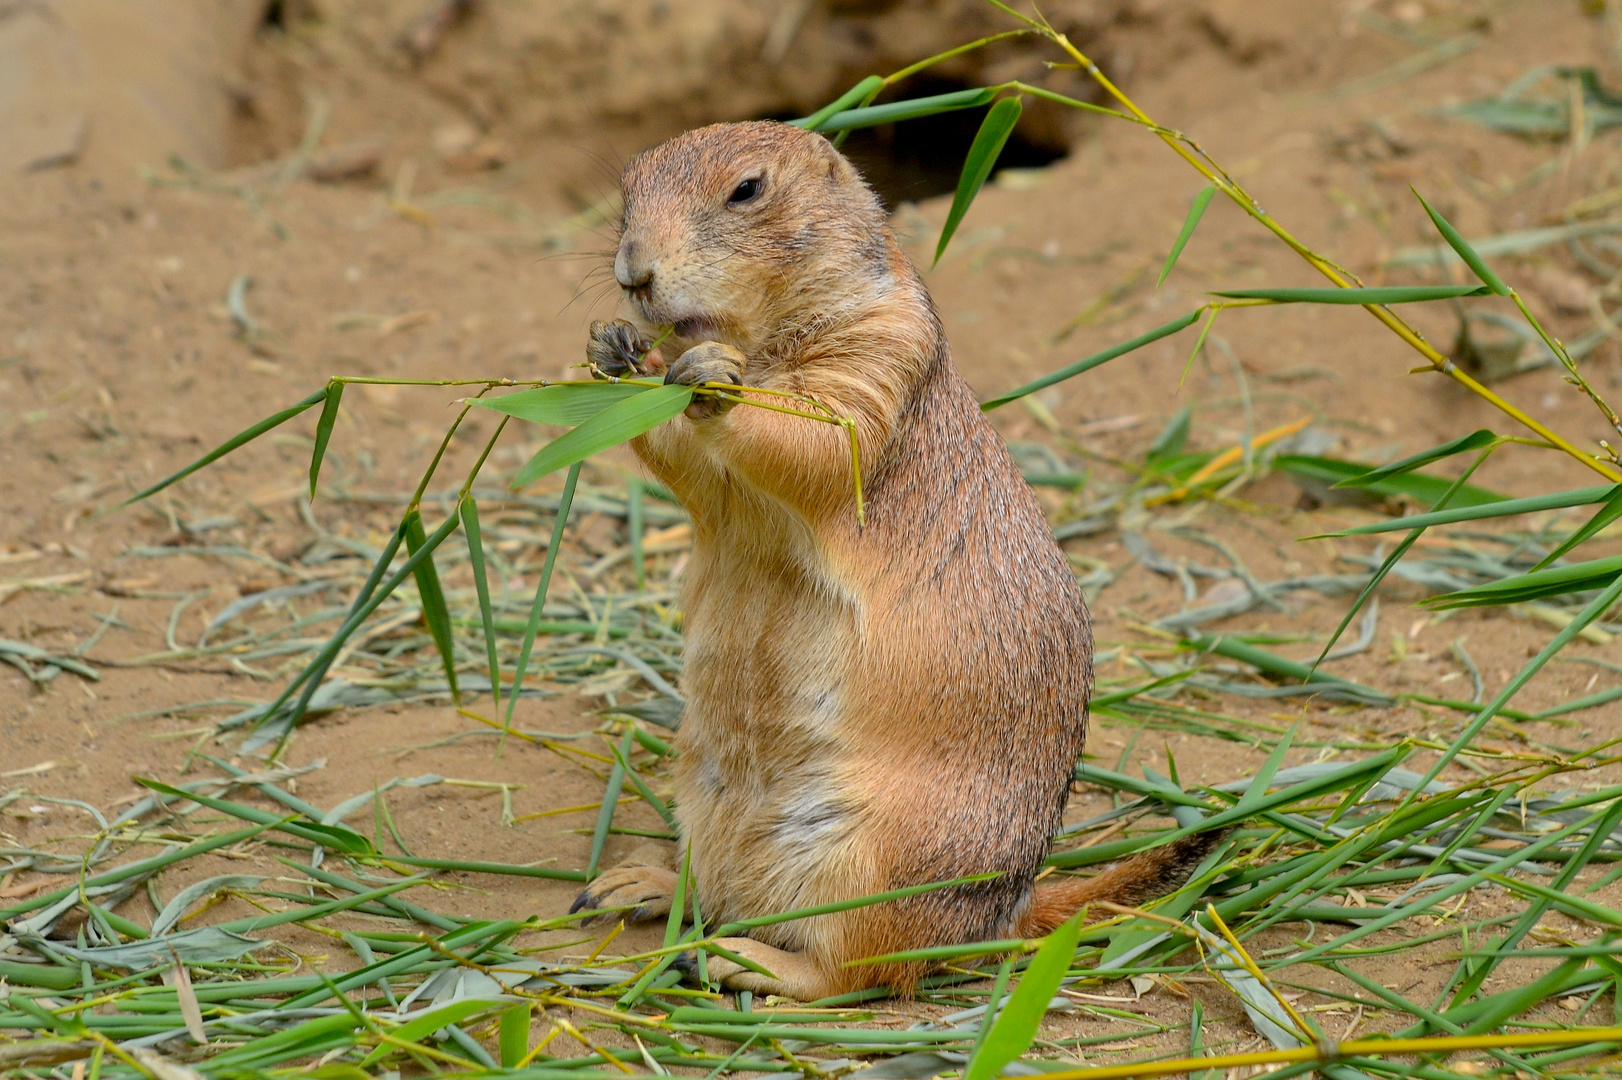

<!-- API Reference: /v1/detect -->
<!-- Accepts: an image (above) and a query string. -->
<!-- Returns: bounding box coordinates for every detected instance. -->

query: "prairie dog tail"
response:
[1020,830,1229,936]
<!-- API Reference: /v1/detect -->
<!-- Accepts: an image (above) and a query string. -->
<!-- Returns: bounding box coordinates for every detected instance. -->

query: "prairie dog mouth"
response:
[672,317,717,340]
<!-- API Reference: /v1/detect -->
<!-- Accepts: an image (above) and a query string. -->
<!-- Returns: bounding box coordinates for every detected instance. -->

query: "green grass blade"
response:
[1331,429,1497,488]
[513,384,693,488]
[968,958,1014,1066]
[308,380,343,500]
[359,997,510,1066]
[472,381,651,426]
[1534,483,1622,570]
[667,848,692,948]
[118,386,328,507]
[282,920,520,1010]
[499,1003,530,1068]
[609,735,674,826]
[1177,304,1220,391]
[1413,188,1512,296]
[404,509,460,704]
[935,96,1023,266]
[965,911,1085,1080]
[1274,455,1504,508]
[1185,634,1393,705]
[502,463,580,733]
[1240,725,1296,803]
[587,724,638,879]
[379,855,586,882]
[1311,445,1494,671]
[460,496,501,720]
[628,476,646,591]
[273,514,455,738]
[983,309,1202,410]
[1452,797,1622,1005]
[1159,185,1217,287]
[1212,285,1490,304]
[134,780,375,855]
[790,75,886,130]
[1309,484,1615,537]
[1421,553,1622,609]
[1285,802,1617,967]
[1148,403,1195,463]
[264,519,407,729]
[0,821,276,921]
[805,87,999,133]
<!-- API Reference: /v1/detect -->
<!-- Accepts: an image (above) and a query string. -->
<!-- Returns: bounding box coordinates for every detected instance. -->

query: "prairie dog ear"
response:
[808,132,854,182]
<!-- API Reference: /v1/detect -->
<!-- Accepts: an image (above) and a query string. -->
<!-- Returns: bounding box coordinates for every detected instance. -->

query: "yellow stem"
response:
[1150,416,1313,504]
[1042,29,1622,483]
[1034,1026,1622,1080]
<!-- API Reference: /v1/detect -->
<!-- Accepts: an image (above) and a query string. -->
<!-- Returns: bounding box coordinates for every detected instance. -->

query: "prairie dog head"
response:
[612,121,895,356]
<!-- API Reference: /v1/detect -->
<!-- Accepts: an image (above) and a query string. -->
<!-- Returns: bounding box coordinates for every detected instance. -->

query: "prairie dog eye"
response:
[727,177,763,205]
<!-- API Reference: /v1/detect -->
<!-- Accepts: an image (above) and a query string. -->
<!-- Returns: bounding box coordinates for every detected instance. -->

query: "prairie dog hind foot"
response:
[680,938,839,1001]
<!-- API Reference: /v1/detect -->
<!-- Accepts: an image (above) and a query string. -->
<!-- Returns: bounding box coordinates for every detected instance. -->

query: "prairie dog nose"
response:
[615,239,653,289]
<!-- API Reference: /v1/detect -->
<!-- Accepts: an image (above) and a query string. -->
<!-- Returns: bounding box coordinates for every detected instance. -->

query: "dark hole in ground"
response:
[261,0,285,28]
[765,77,1069,210]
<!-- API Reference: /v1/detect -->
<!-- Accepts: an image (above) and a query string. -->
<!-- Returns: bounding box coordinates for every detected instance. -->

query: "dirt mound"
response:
[6,0,1188,191]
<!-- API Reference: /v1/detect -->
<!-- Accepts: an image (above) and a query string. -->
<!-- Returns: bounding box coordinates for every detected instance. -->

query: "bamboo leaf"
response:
[587,724,639,879]
[1413,188,1512,296]
[151,874,266,937]
[134,780,376,855]
[1534,483,1622,570]
[404,509,460,704]
[1421,553,1622,609]
[1148,404,1194,464]
[308,381,343,500]
[382,855,586,882]
[1310,484,1615,538]
[28,925,268,970]
[1331,429,1498,487]
[803,86,999,134]
[1184,634,1393,706]
[965,911,1085,1080]
[1312,445,1495,671]
[359,998,511,1066]
[609,735,674,826]
[1274,455,1504,508]
[628,476,647,591]
[1177,305,1220,391]
[119,387,328,507]
[1212,285,1490,304]
[459,496,501,717]
[790,75,886,131]
[513,384,693,488]
[0,821,277,921]
[983,310,1202,410]
[502,463,580,735]
[935,96,1023,266]
[1159,185,1217,287]
[499,1003,530,1068]
[472,381,652,426]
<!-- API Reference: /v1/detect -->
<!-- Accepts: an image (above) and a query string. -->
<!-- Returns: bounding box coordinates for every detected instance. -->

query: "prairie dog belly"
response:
[673,532,869,939]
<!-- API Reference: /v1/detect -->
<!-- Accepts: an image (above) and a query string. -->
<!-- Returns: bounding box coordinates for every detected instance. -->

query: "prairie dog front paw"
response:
[664,341,746,419]
[588,319,664,378]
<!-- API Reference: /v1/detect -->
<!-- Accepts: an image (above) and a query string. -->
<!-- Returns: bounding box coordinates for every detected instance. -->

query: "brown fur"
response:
[571,121,1217,999]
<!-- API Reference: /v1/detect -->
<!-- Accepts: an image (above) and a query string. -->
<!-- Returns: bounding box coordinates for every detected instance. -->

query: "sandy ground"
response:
[5,0,1622,1064]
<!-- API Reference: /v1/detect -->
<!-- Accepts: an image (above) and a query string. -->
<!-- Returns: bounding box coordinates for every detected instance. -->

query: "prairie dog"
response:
[572,121,1218,999]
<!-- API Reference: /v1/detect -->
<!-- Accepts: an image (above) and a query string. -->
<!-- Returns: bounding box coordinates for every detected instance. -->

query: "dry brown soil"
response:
[4,0,1622,1066]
